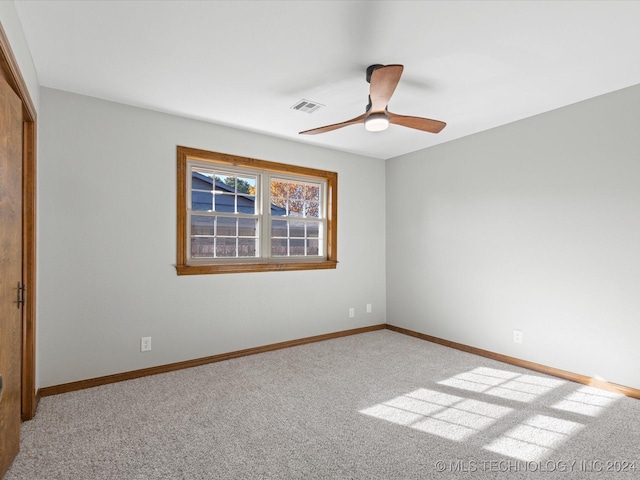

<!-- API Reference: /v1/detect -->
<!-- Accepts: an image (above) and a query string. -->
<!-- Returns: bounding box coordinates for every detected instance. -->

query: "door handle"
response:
[16,282,26,308]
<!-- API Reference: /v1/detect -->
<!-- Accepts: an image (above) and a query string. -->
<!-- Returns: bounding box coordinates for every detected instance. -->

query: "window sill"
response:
[176,260,338,275]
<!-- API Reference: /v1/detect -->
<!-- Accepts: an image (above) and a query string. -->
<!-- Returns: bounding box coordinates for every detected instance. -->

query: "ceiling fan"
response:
[299,64,446,135]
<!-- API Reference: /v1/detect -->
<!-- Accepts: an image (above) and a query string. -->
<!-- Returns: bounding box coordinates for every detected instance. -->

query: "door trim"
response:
[0,24,38,421]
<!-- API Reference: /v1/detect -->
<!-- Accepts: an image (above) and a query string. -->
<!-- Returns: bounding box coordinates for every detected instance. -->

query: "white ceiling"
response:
[14,0,640,160]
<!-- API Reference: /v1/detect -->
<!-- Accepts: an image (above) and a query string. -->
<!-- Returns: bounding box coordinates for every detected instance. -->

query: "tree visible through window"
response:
[176,146,338,275]
[270,178,322,257]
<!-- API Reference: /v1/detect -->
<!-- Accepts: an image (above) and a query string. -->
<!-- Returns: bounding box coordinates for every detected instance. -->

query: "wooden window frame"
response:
[176,146,338,275]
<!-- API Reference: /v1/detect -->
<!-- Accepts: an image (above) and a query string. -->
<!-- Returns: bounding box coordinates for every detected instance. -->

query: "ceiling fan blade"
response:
[369,64,404,112]
[299,113,367,135]
[388,112,446,133]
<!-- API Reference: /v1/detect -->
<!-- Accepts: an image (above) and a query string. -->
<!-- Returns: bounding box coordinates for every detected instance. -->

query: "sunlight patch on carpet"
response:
[551,385,622,417]
[359,388,512,442]
[438,367,565,403]
[484,414,584,461]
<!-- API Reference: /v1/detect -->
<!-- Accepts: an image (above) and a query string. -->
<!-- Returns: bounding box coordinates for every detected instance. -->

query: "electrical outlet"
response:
[141,336,152,352]
[349,307,355,318]
[513,330,523,344]
[366,303,372,314]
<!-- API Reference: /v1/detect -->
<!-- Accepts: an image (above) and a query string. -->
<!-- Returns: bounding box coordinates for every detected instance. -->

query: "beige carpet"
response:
[6,330,640,479]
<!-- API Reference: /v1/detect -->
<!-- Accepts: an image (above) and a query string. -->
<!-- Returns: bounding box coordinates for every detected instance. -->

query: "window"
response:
[176,146,338,274]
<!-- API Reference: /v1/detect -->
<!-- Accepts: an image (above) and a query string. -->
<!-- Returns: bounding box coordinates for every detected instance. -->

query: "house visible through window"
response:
[190,168,260,259]
[176,146,338,274]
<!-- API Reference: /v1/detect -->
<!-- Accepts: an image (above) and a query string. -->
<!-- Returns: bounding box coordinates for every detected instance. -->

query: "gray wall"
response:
[386,84,640,390]
[38,88,386,388]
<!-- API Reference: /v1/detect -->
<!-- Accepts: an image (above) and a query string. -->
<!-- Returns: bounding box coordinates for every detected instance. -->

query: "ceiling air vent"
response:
[291,99,324,114]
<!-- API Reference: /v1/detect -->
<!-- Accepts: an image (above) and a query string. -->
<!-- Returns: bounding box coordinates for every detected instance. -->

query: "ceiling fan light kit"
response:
[364,112,389,132]
[299,64,446,136]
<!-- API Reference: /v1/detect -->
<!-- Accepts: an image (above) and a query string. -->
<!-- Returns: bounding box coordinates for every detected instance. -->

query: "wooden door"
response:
[0,73,23,478]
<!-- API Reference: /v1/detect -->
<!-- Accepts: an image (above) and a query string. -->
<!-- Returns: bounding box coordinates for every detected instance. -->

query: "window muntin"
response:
[177,146,337,275]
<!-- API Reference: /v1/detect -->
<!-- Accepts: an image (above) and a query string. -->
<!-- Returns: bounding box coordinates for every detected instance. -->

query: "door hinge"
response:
[16,281,26,308]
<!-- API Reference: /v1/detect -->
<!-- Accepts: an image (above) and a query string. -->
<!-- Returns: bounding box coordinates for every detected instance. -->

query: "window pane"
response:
[216,238,237,257]
[307,239,319,256]
[271,238,288,256]
[289,200,304,217]
[290,221,305,238]
[192,190,213,211]
[192,168,215,181]
[192,168,215,210]
[306,184,319,201]
[239,218,257,236]
[290,238,305,256]
[288,182,305,200]
[237,176,256,194]
[217,217,237,236]
[213,192,235,213]
[271,179,287,198]
[271,179,288,215]
[270,202,287,216]
[238,195,257,214]
[271,219,287,237]
[238,238,257,257]
[191,215,215,235]
[306,201,319,218]
[216,174,234,190]
[307,222,320,238]
[191,236,215,258]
